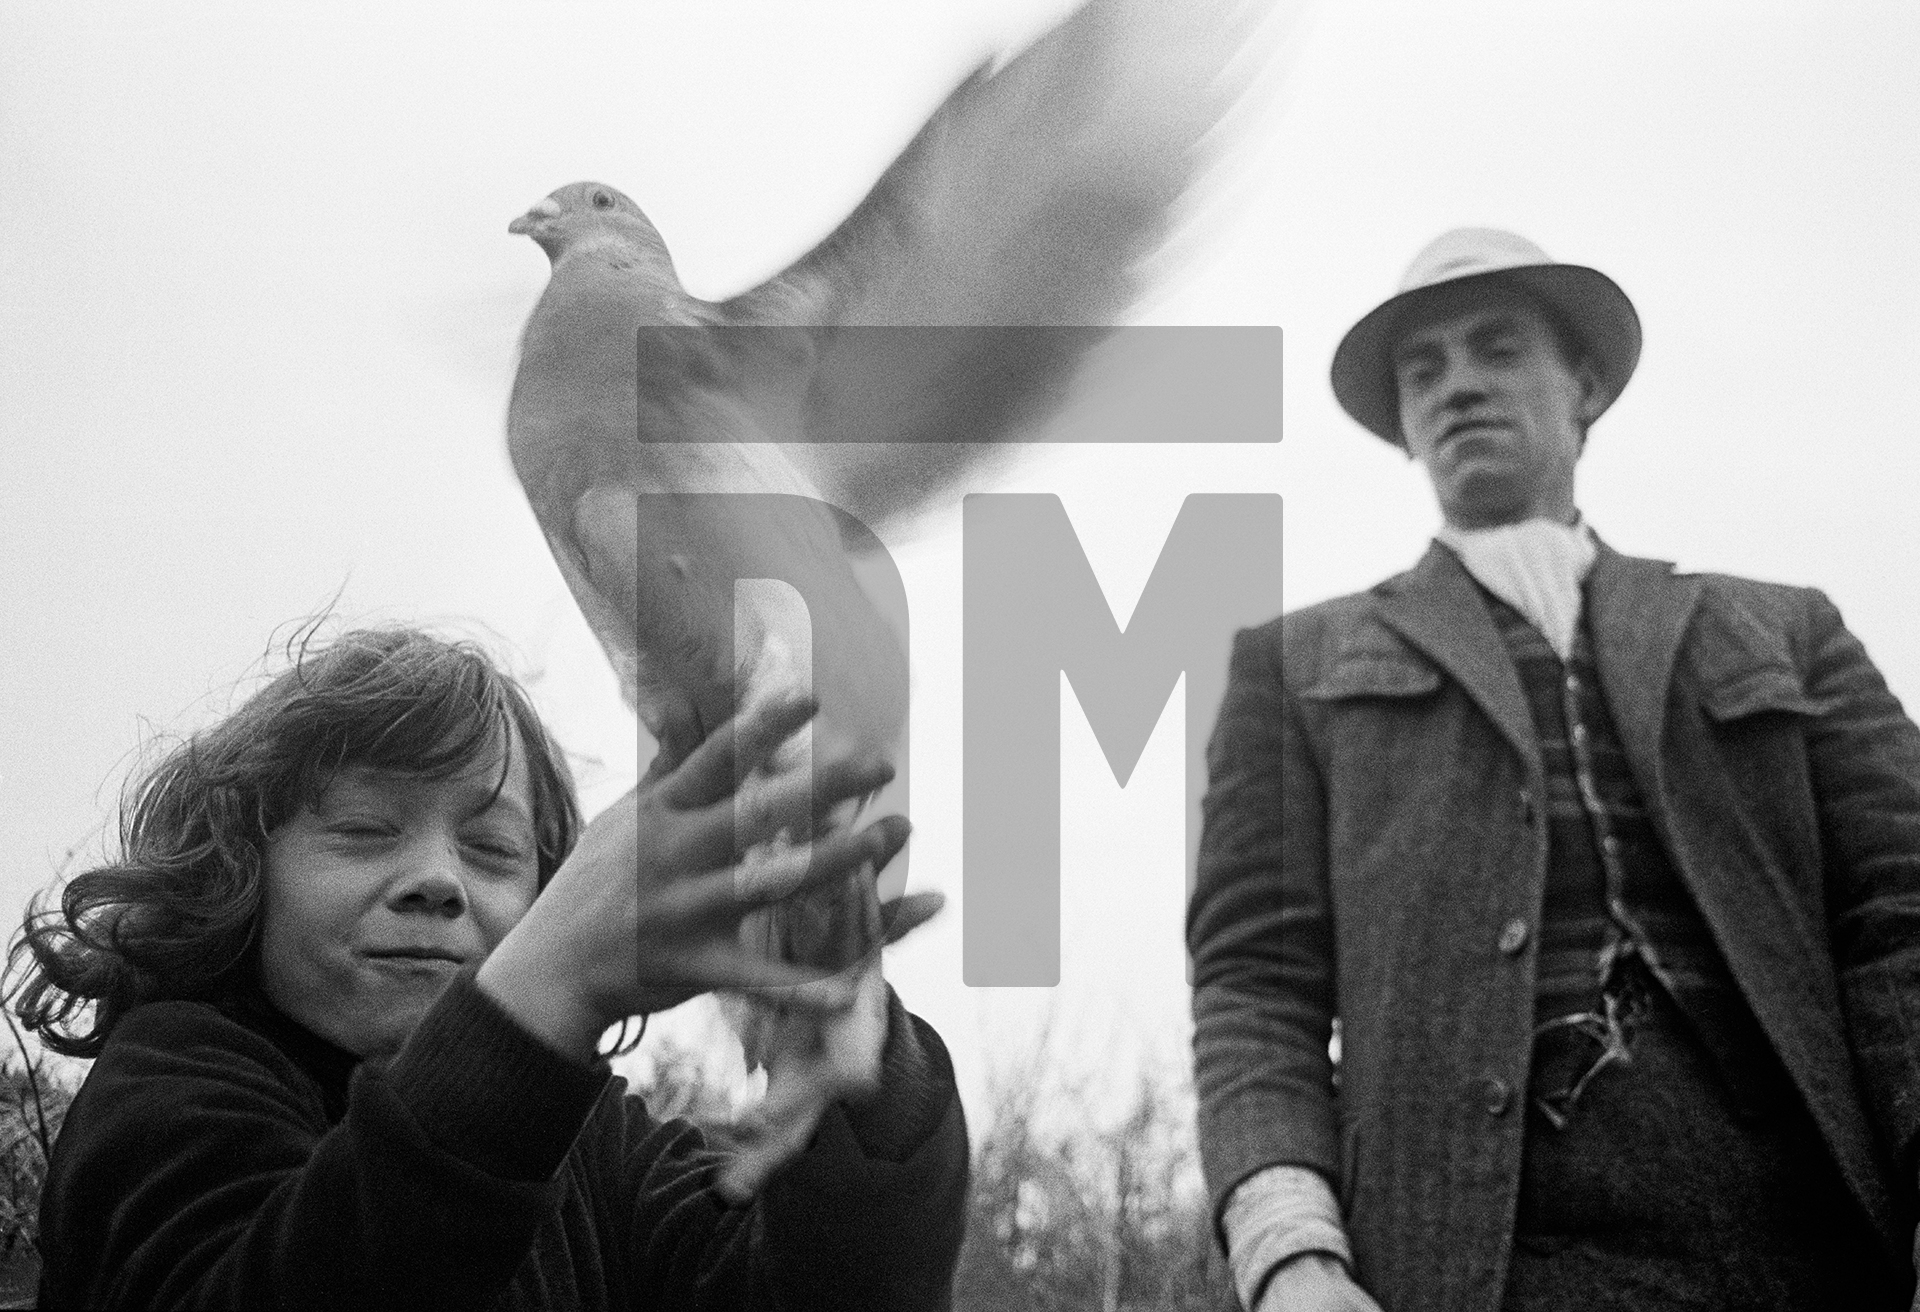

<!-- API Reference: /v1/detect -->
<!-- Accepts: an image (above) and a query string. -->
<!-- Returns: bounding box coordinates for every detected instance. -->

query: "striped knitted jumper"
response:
[1483,590,1892,1308]
[1482,589,1792,1120]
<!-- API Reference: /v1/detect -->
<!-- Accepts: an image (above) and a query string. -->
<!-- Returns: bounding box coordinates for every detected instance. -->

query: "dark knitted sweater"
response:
[36,971,969,1310]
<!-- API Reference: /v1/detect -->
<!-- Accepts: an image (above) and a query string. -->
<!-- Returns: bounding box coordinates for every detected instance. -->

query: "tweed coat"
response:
[1188,539,1920,1311]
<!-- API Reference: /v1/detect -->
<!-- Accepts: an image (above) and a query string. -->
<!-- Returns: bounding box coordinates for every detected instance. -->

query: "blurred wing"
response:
[721,0,1280,530]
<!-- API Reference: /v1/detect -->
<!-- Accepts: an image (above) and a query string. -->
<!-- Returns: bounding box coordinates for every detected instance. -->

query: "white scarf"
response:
[1436,516,1597,660]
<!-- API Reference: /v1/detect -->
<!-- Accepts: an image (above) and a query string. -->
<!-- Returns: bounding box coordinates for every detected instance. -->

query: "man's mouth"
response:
[1443,417,1508,441]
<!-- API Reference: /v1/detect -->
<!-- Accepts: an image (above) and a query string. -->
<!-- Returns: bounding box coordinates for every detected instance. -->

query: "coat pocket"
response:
[1697,665,1821,722]
[1685,588,1824,721]
[1299,653,1440,702]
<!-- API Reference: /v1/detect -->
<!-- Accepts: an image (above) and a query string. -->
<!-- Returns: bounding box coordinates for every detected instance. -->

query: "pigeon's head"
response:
[509,181,668,264]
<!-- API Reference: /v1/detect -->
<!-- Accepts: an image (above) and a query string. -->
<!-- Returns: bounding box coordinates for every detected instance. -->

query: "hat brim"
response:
[1330,264,1642,446]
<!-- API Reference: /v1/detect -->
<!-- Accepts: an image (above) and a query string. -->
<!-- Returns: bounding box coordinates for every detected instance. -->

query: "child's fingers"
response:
[878,890,946,946]
[729,965,873,1015]
[733,817,910,908]
[672,754,893,870]
[729,755,894,854]
[633,948,864,1012]
[646,818,904,932]
[658,693,818,809]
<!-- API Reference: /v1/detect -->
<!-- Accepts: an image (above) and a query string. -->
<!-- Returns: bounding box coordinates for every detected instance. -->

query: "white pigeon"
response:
[506,0,1277,1197]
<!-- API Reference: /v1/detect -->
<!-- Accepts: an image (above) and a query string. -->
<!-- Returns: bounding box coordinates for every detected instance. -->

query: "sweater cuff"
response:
[383,967,612,1181]
[837,988,951,1163]
[1223,1164,1352,1309]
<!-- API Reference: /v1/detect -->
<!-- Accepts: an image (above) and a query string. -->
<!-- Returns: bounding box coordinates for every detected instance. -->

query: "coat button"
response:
[1481,1077,1512,1116]
[1497,918,1530,956]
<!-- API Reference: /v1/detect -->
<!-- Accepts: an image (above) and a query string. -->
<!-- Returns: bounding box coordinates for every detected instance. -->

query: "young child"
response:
[11,626,966,1309]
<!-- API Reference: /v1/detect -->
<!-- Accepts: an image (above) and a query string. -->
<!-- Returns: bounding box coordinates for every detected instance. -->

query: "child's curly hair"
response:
[8,625,583,1058]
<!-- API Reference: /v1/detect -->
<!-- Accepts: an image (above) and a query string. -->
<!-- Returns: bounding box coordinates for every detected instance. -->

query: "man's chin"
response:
[1437,469,1531,528]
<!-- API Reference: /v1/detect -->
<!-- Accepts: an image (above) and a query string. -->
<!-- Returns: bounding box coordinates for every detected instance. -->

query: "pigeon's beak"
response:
[509,197,562,236]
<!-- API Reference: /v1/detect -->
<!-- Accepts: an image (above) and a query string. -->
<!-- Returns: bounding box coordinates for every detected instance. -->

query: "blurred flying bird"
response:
[507,0,1278,1197]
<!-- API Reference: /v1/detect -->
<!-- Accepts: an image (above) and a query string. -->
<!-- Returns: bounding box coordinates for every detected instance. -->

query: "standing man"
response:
[1188,228,1920,1311]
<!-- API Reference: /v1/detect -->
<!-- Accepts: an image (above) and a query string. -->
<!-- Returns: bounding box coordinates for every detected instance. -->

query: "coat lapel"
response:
[1376,542,1541,776]
[1584,542,1705,802]
[1374,538,1707,785]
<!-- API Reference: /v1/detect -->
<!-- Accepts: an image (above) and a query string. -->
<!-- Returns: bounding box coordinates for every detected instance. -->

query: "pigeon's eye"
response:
[592,191,615,210]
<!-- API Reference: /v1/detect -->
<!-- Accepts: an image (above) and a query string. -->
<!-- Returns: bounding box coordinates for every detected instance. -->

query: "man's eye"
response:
[331,822,394,840]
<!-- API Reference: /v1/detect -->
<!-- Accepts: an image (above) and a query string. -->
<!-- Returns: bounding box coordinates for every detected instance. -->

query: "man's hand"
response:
[1257,1253,1383,1312]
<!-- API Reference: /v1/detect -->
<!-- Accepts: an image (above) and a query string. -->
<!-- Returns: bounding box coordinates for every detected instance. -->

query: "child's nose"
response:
[386,845,468,918]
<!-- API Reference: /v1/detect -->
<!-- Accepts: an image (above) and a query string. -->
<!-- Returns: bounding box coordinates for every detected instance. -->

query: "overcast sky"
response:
[3,0,1917,1129]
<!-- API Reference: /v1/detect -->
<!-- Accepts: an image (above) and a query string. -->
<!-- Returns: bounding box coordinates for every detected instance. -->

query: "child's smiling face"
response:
[258,737,541,1059]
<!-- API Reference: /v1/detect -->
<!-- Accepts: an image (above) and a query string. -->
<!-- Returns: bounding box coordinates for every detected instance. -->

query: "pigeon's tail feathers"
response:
[725,864,884,1073]
[721,0,1296,532]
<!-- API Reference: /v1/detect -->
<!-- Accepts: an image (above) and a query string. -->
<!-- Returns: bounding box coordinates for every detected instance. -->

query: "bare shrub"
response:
[0,1012,75,1304]
[632,1024,1237,1311]
[954,1049,1231,1312]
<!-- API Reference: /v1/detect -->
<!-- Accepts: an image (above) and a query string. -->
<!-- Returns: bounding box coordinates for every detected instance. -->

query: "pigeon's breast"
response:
[507,265,906,765]
[628,461,908,765]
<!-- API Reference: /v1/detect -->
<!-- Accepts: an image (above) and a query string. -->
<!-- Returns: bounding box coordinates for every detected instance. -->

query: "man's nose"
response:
[1438,363,1492,412]
[387,843,468,918]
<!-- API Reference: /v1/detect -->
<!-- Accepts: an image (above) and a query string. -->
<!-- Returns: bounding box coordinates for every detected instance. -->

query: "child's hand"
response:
[480,694,908,1060]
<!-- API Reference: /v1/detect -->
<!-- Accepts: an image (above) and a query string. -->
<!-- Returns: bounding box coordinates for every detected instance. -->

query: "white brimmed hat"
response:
[1331,228,1642,446]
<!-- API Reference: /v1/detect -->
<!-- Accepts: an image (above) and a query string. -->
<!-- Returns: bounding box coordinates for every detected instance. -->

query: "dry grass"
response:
[635,1032,1236,1312]
[0,1011,72,1305]
[950,1055,1232,1312]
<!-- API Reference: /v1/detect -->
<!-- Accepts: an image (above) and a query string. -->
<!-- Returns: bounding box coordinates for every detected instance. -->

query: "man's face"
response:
[259,742,541,1059]
[1391,284,1602,529]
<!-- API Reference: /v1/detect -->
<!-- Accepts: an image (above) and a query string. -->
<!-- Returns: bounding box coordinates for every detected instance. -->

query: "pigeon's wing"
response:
[720,0,1279,531]
[541,443,908,772]
[542,493,644,714]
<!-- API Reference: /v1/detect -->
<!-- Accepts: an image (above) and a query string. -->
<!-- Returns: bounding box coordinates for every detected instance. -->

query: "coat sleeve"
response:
[36,971,612,1311]
[1801,590,1920,1192]
[615,987,971,1311]
[1188,623,1341,1229]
